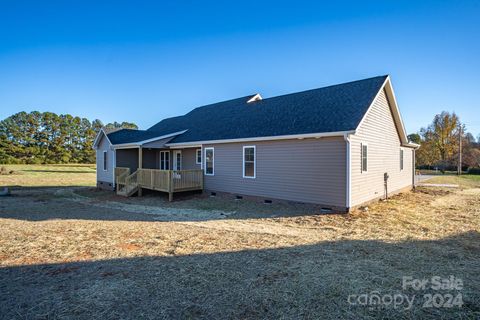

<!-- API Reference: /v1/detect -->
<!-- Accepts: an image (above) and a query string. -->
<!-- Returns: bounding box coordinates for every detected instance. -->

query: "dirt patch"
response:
[56,188,236,221]
[0,178,479,319]
[415,187,453,197]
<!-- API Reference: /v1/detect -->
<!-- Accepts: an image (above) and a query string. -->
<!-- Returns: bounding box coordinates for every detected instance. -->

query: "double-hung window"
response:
[103,151,107,171]
[205,148,214,175]
[243,146,256,178]
[361,143,368,172]
[160,151,170,170]
[400,148,404,171]
[196,149,202,165]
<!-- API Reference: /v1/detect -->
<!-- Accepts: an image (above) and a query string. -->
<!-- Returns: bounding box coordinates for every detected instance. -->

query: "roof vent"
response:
[247,94,262,103]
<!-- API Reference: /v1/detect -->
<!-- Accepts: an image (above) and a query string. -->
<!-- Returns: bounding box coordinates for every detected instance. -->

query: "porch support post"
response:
[168,170,173,202]
[138,146,143,197]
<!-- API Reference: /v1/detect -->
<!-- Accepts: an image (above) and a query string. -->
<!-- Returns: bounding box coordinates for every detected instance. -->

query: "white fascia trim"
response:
[404,142,421,149]
[93,128,113,149]
[165,130,354,147]
[169,145,202,150]
[112,130,188,149]
[356,76,410,146]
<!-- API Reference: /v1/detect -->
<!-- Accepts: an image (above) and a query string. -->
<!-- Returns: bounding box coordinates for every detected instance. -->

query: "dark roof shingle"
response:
[109,75,387,145]
[107,129,167,145]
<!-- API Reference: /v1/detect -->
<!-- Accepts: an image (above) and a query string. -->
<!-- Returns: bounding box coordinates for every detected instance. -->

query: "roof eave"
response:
[92,128,113,149]
[165,130,355,147]
[355,75,410,145]
[111,130,188,149]
[404,142,421,149]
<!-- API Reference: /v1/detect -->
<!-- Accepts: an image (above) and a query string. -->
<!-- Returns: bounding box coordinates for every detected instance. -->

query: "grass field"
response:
[0,164,96,187]
[426,174,480,188]
[0,166,479,319]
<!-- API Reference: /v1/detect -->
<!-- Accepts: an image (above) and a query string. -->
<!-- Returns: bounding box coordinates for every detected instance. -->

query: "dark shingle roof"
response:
[108,75,387,145]
[107,129,168,145]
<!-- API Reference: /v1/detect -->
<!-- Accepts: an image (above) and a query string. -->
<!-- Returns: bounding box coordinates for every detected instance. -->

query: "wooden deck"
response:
[115,167,203,200]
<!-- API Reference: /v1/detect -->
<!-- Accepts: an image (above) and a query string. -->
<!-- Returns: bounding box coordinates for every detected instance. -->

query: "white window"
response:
[243,146,256,178]
[361,143,368,172]
[173,150,182,170]
[196,149,202,165]
[400,148,404,171]
[160,151,170,170]
[205,148,214,175]
[103,151,107,171]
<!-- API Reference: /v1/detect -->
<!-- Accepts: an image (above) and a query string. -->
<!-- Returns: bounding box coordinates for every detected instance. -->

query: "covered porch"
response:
[114,146,203,201]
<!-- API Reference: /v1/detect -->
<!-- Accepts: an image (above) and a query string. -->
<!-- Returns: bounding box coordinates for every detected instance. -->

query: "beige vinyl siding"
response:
[350,89,414,207]
[96,134,114,184]
[204,137,346,207]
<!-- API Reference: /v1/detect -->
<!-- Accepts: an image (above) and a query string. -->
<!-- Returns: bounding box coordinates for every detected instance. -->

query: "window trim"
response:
[204,147,214,176]
[196,148,202,165]
[242,145,256,179]
[361,143,368,173]
[160,150,170,170]
[400,148,404,171]
[103,151,108,171]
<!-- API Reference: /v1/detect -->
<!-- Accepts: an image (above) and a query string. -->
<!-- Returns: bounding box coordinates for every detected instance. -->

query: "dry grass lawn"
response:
[0,167,479,319]
[0,164,96,187]
[426,174,480,188]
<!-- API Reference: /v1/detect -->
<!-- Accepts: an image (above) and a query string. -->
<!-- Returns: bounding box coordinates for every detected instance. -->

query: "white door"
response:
[173,150,182,171]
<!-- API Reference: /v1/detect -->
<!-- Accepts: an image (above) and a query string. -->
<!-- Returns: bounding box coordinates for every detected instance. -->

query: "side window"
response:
[361,143,368,172]
[196,149,202,165]
[205,148,214,175]
[400,148,404,171]
[243,146,256,178]
[103,151,107,171]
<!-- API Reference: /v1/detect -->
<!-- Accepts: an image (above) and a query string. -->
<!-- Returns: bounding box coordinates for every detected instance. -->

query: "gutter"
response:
[165,130,355,147]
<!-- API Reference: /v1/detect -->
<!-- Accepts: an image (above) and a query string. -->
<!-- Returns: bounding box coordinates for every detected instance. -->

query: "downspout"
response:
[344,133,351,212]
[112,147,116,188]
[412,148,416,189]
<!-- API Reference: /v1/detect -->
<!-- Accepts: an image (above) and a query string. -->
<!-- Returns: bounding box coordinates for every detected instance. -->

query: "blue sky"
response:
[1,1,479,137]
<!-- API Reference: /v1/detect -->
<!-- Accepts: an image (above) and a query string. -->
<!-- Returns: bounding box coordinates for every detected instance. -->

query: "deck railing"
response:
[115,167,203,200]
[115,167,130,190]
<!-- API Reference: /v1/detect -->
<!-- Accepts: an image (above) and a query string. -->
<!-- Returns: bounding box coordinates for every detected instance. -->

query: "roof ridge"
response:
[258,75,388,102]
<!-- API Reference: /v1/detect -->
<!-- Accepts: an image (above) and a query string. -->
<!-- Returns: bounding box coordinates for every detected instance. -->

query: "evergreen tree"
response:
[0,111,137,164]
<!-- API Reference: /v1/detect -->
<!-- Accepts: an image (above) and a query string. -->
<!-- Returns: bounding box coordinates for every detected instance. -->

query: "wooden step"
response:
[117,184,139,197]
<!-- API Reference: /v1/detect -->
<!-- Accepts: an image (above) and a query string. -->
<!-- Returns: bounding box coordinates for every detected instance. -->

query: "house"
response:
[93,75,419,211]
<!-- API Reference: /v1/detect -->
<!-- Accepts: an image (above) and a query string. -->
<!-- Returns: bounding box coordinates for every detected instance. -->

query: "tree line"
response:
[0,111,137,164]
[409,111,480,172]
[1,110,479,171]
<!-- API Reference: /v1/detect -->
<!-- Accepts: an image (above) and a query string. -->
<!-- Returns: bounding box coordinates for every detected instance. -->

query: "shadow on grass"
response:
[0,232,478,319]
[0,186,340,222]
